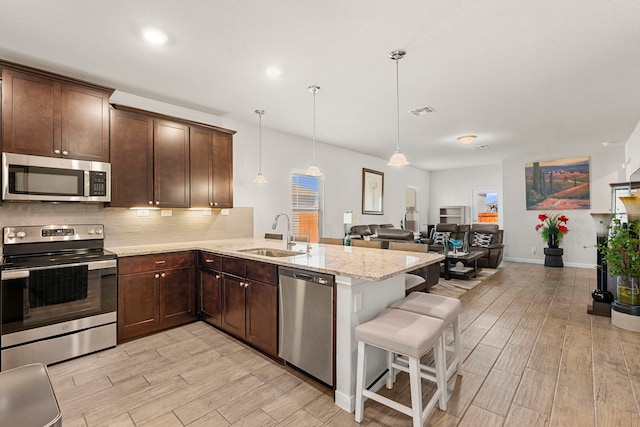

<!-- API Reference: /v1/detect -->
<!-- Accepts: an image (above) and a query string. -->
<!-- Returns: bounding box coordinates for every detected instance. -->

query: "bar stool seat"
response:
[355,308,447,427]
[390,293,463,382]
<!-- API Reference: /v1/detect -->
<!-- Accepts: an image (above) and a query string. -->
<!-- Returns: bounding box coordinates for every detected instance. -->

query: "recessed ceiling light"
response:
[457,135,477,145]
[265,65,282,78]
[142,27,168,45]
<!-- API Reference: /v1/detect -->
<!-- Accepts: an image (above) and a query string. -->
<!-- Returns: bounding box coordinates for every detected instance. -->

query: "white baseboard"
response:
[503,257,595,269]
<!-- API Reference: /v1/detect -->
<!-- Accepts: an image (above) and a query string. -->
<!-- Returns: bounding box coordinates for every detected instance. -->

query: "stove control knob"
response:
[96,229,103,235]
[7,232,15,239]
[16,231,26,239]
[88,229,95,234]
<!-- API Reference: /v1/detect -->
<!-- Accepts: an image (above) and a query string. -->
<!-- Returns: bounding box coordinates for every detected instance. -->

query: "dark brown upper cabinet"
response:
[110,108,190,208]
[190,125,234,208]
[1,65,112,162]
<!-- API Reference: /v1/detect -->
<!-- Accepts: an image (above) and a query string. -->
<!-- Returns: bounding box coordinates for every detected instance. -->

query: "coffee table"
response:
[441,250,486,280]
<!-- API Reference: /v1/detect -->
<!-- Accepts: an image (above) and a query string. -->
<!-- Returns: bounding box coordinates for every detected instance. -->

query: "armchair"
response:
[468,224,504,268]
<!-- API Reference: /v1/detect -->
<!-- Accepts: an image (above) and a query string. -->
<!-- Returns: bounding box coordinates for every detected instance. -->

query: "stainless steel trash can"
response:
[0,363,62,426]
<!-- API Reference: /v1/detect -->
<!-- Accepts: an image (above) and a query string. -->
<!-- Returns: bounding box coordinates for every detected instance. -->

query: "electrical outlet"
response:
[136,209,149,217]
[161,210,172,217]
[353,293,362,313]
[531,246,536,254]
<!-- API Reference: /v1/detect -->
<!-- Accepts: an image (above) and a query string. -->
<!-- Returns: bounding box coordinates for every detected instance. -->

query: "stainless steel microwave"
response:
[2,152,111,202]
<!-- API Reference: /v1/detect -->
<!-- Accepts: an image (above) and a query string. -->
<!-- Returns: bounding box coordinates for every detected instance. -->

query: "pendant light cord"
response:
[395,57,400,152]
[258,112,263,173]
[312,88,317,164]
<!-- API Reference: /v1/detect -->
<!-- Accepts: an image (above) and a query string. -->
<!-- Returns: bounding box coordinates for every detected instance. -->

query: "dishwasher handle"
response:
[293,272,315,281]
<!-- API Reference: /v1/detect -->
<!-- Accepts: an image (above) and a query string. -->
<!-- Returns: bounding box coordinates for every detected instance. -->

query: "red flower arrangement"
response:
[535,213,569,245]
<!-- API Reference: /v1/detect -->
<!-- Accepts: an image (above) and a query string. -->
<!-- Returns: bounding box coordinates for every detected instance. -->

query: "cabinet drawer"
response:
[221,256,246,277]
[118,251,195,274]
[199,252,222,271]
[246,260,278,286]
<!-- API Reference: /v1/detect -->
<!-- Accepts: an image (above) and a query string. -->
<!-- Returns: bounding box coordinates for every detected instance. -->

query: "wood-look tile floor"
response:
[47,262,640,426]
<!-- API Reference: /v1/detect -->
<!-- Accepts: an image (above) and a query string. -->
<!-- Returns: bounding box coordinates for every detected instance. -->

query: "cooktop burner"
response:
[2,249,116,270]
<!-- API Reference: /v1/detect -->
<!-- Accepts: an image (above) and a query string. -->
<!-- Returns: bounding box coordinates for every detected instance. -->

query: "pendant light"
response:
[252,109,268,184]
[387,50,409,166]
[306,85,322,176]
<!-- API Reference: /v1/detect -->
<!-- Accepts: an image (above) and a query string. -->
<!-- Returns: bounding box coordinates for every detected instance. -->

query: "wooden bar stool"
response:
[355,308,447,427]
[390,293,463,387]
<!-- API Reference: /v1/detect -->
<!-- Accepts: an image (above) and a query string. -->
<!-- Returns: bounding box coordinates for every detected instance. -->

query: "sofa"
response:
[424,223,504,268]
[348,224,417,248]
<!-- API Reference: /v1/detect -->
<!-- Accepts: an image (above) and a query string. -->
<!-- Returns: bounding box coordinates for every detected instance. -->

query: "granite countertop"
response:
[107,238,444,282]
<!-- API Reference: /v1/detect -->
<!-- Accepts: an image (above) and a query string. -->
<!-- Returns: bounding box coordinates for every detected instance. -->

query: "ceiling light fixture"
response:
[387,50,409,166]
[306,85,322,176]
[253,109,268,184]
[457,135,477,145]
[265,65,282,78]
[142,27,168,45]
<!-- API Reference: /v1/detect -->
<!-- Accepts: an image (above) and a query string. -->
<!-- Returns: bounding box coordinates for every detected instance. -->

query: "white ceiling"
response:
[1,0,639,171]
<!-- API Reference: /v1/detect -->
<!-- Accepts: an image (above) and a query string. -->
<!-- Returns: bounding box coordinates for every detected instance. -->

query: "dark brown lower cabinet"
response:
[199,254,278,357]
[118,252,196,342]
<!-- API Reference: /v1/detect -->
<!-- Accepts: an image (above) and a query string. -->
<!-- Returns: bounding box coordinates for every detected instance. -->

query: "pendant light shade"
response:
[253,109,268,184]
[306,85,322,176]
[387,50,409,166]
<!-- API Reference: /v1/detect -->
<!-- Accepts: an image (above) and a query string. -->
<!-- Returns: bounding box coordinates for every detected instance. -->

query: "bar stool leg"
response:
[434,336,448,411]
[453,317,463,375]
[355,340,366,423]
[386,350,395,389]
[408,357,423,427]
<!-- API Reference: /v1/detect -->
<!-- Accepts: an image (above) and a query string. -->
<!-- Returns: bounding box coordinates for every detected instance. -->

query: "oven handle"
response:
[1,269,30,280]
[2,259,117,275]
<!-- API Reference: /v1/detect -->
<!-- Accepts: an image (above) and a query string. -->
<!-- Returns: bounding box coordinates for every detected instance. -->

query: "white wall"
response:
[110,91,431,239]
[502,145,626,267]
[429,164,503,224]
[625,120,640,180]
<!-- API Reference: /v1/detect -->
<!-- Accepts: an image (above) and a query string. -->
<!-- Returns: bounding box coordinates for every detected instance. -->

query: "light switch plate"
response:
[136,209,149,217]
[221,209,230,216]
[161,210,173,217]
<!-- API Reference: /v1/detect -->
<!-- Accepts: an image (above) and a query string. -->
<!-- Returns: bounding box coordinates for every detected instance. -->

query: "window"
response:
[291,172,323,242]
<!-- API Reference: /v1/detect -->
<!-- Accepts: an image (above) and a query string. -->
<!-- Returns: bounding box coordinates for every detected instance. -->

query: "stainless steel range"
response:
[1,224,117,371]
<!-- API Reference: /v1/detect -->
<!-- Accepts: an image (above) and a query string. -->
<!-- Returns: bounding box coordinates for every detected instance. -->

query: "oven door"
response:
[1,259,117,346]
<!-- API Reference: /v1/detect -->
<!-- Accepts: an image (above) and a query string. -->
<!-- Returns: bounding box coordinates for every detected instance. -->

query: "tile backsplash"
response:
[0,202,254,247]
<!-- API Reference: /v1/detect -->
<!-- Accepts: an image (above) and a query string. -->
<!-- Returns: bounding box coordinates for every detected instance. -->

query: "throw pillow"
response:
[432,231,451,244]
[473,232,493,248]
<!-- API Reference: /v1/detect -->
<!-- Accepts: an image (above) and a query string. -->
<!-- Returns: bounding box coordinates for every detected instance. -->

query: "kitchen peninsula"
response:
[109,238,444,412]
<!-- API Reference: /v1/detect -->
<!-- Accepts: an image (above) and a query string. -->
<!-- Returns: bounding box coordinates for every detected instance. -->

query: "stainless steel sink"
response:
[238,248,303,257]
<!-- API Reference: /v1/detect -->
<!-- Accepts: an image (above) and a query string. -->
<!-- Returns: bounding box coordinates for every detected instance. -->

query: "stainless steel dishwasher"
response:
[278,266,334,387]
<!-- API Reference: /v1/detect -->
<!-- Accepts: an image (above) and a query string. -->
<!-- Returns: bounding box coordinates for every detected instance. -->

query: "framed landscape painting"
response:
[525,156,590,210]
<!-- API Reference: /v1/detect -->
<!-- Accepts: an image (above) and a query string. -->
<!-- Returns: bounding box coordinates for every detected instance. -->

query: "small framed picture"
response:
[362,168,384,215]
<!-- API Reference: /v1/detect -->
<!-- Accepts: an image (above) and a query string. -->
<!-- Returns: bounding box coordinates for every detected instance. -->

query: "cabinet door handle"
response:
[62,151,69,156]
[161,272,166,278]
[155,201,160,206]
[205,259,214,263]
[244,282,250,288]
[155,273,160,279]
[209,202,214,207]
[148,201,153,205]
[155,260,166,264]
[239,281,244,287]
[214,202,218,206]
[54,149,61,155]
[215,274,220,279]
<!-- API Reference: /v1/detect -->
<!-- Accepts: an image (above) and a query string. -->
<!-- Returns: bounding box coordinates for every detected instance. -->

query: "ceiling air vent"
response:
[470,144,489,150]
[408,105,436,117]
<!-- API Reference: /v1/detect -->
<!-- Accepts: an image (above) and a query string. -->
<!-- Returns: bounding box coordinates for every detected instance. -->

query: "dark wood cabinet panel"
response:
[190,126,234,208]
[109,108,153,207]
[117,272,159,341]
[160,266,195,327]
[222,257,246,278]
[154,120,190,208]
[199,269,222,326]
[211,131,233,208]
[190,126,213,208]
[221,274,247,337]
[246,260,278,285]
[2,69,59,157]
[1,67,111,161]
[246,280,278,355]
[61,84,110,162]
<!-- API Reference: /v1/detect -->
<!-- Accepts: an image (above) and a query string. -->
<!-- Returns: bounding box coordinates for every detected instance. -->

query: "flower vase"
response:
[547,232,559,248]
[616,276,640,306]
